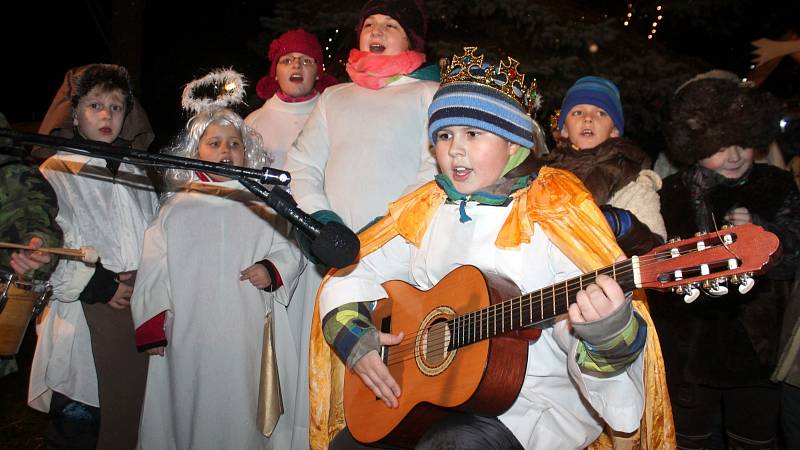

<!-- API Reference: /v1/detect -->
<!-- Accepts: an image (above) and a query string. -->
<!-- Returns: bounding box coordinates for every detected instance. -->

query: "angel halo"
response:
[181,68,247,115]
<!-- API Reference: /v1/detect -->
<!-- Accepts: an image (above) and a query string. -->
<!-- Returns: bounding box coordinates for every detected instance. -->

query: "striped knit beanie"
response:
[428,82,535,149]
[557,76,624,135]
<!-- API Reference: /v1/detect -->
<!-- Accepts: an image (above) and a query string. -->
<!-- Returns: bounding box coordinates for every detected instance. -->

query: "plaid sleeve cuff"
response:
[321,302,378,364]
[576,311,647,376]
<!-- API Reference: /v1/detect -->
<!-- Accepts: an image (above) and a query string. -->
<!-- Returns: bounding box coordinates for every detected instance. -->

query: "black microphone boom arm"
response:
[0,128,290,185]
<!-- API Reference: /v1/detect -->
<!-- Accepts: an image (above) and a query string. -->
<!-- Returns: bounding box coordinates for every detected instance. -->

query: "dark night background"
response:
[1,1,799,448]
[3,0,800,157]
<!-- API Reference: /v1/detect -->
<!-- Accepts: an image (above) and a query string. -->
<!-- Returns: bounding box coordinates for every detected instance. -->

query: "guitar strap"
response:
[308,166,675,450]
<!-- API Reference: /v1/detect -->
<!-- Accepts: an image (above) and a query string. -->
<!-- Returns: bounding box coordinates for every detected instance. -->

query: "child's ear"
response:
[611,128,620,138]
[507,142,521,156]
[72,112,78,127]
[560,127,569,138]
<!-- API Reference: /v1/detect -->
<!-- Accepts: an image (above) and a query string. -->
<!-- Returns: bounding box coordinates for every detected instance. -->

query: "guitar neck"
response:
[448,259,637,350]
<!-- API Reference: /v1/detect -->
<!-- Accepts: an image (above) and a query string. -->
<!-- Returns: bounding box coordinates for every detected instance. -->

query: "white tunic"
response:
[131,180,304,450]
[320,201,645,450]
[29,153,157,411]
[246,93,324,448]
[245,94,319,170]
[283,76,439,231]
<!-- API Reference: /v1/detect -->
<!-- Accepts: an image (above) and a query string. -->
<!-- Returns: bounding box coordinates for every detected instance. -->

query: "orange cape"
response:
[308,167,674,449]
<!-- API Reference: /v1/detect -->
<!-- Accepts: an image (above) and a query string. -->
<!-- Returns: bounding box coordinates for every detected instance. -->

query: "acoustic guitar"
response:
[343,224,780,448]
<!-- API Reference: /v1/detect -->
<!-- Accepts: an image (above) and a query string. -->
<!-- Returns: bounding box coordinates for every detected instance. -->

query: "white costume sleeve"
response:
[551,319,646,433]
[320,234,412,318]
[40,157,95,301]
[284,97,332,215]
[404,82,439,194]
[131,206,172,329]
[609,169,667,240]
[263,218,305,308]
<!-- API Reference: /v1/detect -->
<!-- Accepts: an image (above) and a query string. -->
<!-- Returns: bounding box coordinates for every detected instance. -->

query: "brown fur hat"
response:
[665,70,782,166]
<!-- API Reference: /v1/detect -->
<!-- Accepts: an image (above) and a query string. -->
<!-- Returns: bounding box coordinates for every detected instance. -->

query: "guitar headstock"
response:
[634,224,780,301]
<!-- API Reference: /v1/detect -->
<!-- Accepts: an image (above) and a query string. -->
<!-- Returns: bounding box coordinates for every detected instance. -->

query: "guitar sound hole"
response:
[423,319,451,365]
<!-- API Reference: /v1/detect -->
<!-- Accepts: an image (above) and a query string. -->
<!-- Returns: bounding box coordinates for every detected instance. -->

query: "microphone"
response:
[238,179,360,269]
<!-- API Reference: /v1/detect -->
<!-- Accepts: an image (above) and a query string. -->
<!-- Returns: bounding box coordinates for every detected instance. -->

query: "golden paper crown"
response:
[440,46,542,115]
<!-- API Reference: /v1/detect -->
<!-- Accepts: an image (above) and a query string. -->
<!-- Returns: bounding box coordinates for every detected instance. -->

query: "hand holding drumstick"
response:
[4,238,98,277]
[9,237,52,277]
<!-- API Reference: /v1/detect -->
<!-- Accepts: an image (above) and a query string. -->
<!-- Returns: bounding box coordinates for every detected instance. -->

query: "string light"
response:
[623,2,633,27]
[622,3,664,41]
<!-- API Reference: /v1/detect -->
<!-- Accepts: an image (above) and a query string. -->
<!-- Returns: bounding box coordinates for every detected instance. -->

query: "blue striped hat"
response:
[557,76,624,135]
[428,82,535,148]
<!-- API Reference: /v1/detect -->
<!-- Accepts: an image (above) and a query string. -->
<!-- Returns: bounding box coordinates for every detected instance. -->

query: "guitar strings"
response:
[381,251,676,365]
[380,241,741,367]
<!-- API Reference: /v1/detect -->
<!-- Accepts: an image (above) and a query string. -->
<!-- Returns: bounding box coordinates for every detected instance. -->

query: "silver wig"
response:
[163,107,273,191]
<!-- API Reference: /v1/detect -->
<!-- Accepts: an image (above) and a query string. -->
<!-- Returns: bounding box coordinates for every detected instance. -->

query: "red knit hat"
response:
[256,28,338,100]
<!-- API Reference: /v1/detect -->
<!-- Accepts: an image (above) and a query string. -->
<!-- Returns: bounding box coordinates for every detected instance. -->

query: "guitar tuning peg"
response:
[668,237,681,243]
[674,285,684,295]
[730,274,740,285]
[695,231,707,237]
[738,275,755,294]
[720,224,730,229]
[703,279,728,297]
[683,285,700,303]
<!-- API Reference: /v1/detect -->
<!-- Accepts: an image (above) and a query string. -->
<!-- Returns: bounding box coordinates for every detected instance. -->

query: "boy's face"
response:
[560,104,619,150]
[434,126,519,194]
[275,52,318,98]
[73,87,126,144]
[359,14,410,55]
[197,123,245,182]
[698,145,754,179]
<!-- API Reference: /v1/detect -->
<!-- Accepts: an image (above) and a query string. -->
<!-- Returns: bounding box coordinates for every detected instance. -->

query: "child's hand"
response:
[352,331,404,409]
[240,263,272,289]
[108,272,135,310]
[146,347,165,357]
[9,237,51,277]
[724,207,752,226]
[568,274,627,324]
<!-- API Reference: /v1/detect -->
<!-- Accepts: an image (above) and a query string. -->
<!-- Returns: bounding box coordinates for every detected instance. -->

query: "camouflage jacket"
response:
[0,151,63,278]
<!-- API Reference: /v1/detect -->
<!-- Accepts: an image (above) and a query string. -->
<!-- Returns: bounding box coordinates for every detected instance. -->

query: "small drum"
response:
[0,271,52,356]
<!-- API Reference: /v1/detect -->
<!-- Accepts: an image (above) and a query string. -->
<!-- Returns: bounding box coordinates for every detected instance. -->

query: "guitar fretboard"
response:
[447,259,637,350]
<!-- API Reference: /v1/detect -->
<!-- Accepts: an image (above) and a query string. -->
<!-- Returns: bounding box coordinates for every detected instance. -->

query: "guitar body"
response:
[342,223,781,448]
[344,265,538,448]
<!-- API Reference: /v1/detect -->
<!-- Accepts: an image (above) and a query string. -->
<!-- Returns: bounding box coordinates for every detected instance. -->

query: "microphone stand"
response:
[0,129,360,268]
[0,129,290,186]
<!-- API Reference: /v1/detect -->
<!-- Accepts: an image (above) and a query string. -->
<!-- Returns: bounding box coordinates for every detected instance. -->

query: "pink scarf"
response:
[345,49,426,89]
[276,90,319,103]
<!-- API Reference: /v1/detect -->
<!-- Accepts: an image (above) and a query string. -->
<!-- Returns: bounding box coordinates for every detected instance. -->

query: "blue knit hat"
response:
[428,82,535,149]
[557,76,624,135]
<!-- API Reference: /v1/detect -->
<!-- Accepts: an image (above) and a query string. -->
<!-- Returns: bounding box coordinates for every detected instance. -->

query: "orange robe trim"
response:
[308,167,675,449]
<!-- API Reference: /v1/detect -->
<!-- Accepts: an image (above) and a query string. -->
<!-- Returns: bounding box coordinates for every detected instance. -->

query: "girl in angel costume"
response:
[130,69,304,450]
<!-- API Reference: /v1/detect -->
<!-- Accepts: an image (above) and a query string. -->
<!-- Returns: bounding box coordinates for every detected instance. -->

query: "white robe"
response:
[29,153,157,411]
[245,94,319,171]
[283,76,439,231]
[320,200,645,450]
[131,180,304,450]
[246,93,323,449]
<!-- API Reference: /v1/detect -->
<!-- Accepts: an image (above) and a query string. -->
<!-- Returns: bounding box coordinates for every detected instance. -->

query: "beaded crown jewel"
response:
[440,46,542,115]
